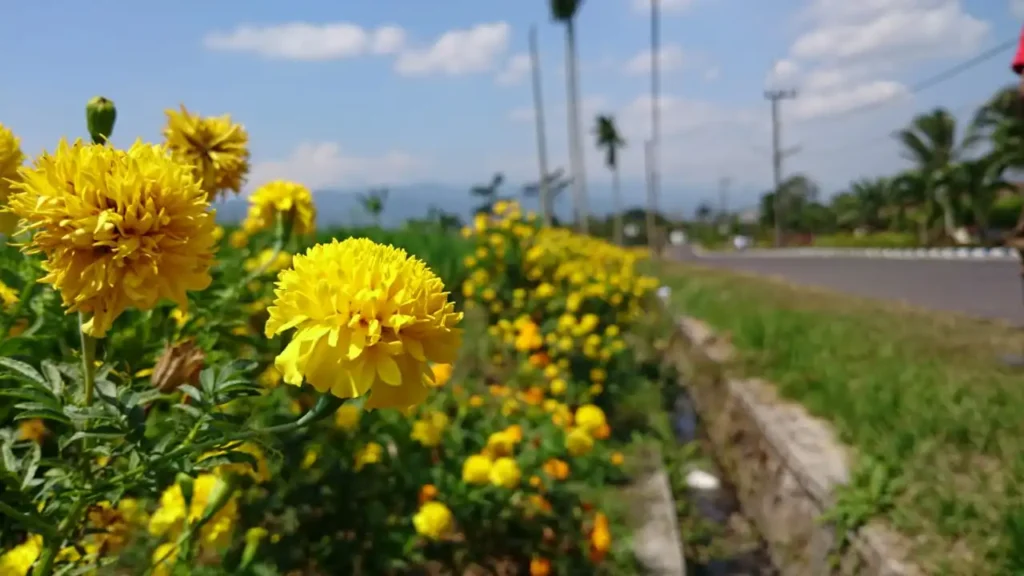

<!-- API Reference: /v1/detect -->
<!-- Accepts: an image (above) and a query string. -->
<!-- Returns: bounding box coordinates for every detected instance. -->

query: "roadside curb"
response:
[693,246,1018,261]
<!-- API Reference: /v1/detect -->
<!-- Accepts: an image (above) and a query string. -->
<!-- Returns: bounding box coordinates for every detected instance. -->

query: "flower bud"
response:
[151,339,205,393]
[85,96,117,144]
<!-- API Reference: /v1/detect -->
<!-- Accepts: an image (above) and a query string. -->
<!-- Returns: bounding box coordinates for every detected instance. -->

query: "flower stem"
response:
[78,313,97,406]
[33,498,89,576]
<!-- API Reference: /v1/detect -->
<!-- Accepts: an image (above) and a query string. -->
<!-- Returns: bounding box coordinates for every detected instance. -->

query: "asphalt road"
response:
[668,247,1024,325]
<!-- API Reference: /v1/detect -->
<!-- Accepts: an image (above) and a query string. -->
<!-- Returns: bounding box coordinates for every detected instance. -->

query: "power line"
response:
[793,36,1018,129]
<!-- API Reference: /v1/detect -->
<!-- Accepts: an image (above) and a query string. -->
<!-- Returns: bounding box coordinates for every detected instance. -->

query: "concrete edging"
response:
[693,246,1017,261]
[628,447,688,576]
[659,292,920,576]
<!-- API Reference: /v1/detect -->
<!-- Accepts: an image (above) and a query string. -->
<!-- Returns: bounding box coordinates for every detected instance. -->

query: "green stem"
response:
[33,498,89,576]
[0,501,57,539]
[78,313,97,407]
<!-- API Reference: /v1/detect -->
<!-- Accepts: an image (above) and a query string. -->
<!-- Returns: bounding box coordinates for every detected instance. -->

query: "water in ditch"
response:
[670,388,777,576]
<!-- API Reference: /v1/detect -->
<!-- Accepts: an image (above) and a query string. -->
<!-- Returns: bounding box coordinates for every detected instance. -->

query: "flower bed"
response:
[0,104,673,575]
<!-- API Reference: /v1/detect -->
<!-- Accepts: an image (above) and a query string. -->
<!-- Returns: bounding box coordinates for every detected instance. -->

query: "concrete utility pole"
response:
[645,140,658,252]
[649,0,661,251]
[529,26,552,227]
[765,89,797,247]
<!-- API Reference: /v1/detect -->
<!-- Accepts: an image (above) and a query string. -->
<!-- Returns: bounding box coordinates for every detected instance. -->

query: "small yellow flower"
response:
[243,180,317,236]
[430,363,454,387]
[265,238,463,409]
[334,404,362,431]
[410,411,449,447]
[412,501,454,541]
[574,404,607,433]
[163,105,250,200]
[354,442,384,471]
[566,427,594,457]
[0,534,41,575]
[148,474,238,551]
[8,140,219,337]
[489,457,522,489]
[16,419,47,444]
[461,454,493,484]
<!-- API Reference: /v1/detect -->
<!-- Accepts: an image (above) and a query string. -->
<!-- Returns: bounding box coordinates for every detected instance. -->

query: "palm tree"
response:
[549,0,589,233]
[471,172,505,214]
[358,187,388,227]
[947,156,1007,244]
[594,114,625,244]
[524,167,573,223]
[895,108,965,241]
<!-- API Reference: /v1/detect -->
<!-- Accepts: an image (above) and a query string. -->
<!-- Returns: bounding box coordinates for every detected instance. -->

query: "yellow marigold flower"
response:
[0,123,24,236]
[566,427,594,457]
[16,419,46,444]
[419,484,438,505]
[334,404,362,431]
[461,454,493,485]
[265,238,463,409]
[244,249,293,274]
[412,501,454,541]
[0,534,41,575]
[489,457,522,489]
[202,442,271,484]
[429,363,453,387]
[83,499,143,556]
[243,180,316,236]
[484,430,516,458]
[148,474,238,550]
[7,139,218,337]
[410,411,449,447]
[229,229,248,248]
[575,404,607,433]
[162,105,250,199]
[354,442,384,471]
[610,452,625,466]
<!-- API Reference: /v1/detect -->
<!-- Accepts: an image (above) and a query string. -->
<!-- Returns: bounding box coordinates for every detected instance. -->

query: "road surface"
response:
[668,247,1024,325]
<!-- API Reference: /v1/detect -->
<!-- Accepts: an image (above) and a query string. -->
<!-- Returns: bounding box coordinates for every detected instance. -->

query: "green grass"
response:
[654,261,1024,575]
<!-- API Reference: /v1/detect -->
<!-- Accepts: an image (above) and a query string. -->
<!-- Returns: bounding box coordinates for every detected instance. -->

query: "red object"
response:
[1014,25,1024,75]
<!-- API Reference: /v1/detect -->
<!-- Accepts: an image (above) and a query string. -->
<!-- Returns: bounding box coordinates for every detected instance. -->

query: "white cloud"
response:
[394,22,511,76]
[509,95,608,125]
[1012,0,1024,19]
[704,66,720,82]
[775,0,989,119]
[203,22,406,60]
[496,53,531,86]
[631,0,698,14]
[249,143,427,189]
[623,45,687,75]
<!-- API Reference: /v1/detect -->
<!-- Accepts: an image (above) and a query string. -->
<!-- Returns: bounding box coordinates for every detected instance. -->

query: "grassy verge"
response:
[653,261,1024,575]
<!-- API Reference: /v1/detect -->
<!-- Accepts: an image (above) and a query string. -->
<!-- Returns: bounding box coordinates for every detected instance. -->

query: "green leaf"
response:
[0,357,47,387]
[14,409,71,425]
[0,387,57,406]
[40,360,64,396]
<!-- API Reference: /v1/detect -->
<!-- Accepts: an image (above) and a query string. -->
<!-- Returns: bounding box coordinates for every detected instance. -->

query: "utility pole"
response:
[649,0,661,253]
[645,140,657,253]
[765,89,797,247]
[529,26,552,227]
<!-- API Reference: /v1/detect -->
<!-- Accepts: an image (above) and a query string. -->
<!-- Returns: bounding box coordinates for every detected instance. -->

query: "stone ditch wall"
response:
[663,312,920,576]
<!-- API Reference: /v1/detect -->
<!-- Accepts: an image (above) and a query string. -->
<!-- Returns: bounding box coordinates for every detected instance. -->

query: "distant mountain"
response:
[211,182,762,228]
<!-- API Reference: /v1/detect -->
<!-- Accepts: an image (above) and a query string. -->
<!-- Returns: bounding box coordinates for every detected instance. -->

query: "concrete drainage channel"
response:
[671,387,777,575]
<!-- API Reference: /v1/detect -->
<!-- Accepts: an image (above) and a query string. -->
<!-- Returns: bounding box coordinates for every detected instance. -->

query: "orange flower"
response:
[593,422,611,440]
[419,484,438,505]
[542,459,570,481]
[520,386,545,406]
[529,557,552,576]
[527,352,550,368]
[589,512,612,563]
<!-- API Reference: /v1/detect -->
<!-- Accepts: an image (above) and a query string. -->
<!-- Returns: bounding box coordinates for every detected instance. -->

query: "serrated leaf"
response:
[0,387,57,406]
[14,409,71,425]
[21,443,41,490]
[93,378,117,401]
[171,403,204,419]
[0,357,47,387]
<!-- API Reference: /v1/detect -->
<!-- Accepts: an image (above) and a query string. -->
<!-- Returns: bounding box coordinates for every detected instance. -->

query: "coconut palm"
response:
[358,187,388,227]
[594,114,625,244]
[947,156,1007,243]
[470,172,506,214]
[549,0,589,233]
[895,108,966,240]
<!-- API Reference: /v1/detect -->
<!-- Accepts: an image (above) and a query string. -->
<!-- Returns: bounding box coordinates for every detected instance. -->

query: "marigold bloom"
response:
[148,474,238,550]
[566,427,594,457]
[530,557,552,576]
[429,363,453,387]
[82,499,143,556]
[7,140,218,337]
[489,457,522,489]
[163,105,250,199]
[575,404,607,433]
[265,238,463,409]
[0,534,41,575]
[354,442,384,471]
[243,180,316,236]
[462,454,493,484]
[590,512,612,563]
[0,123,24,235]
[334,404,362,431]
[410,411,449,447]
[16,419,46,444]
[542,458,570,480]
[412,501,454,541]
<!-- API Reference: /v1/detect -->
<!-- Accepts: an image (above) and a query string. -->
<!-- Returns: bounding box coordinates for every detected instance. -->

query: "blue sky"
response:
[2,0,1023,214]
